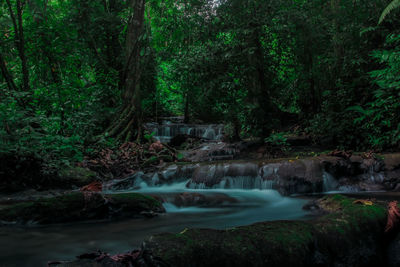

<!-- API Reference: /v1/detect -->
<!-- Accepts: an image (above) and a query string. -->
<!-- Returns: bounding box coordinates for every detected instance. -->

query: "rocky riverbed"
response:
[106,153,400,195]
[2,143,400,266]
[49,194,396,267]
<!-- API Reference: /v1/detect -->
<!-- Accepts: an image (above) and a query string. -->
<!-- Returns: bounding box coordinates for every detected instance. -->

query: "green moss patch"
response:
[146,195,388,267]
[0,192,164,224]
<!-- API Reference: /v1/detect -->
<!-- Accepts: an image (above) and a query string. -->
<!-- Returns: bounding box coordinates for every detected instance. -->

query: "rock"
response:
[108,172,148,190]
[160,165,179,181]
[139,195,387,267]
[383,153,400,171]
[58,166,98,187]
[275,159,324,195]
[0,192,164,225]
[387,232,400,267]
[107,153,400,195]
[169,134,198,147]
[188,162,260,189]
[183,142,239,162]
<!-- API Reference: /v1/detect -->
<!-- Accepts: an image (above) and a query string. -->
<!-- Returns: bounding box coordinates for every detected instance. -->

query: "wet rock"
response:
[384,153,400,171]
[141,195,387,267]
[183,142,239,162]
[58,167,98,187]
[110,153,400,195]
[108,172,148,190]
[274,159,324,195]
[188,162,260,189]
[169,134,200,147]
[0,192,164,225]
[159,165,179,181]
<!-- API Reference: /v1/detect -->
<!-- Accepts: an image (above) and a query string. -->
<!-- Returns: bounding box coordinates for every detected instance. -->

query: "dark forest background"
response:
[1,0,400,168]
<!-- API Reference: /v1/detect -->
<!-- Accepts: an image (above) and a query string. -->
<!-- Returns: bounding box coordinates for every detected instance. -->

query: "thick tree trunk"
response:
[106,0,145,142]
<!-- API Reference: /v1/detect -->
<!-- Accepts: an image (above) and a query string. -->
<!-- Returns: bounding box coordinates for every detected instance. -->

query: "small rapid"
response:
[0,181,311,267]
[109,180,310,225]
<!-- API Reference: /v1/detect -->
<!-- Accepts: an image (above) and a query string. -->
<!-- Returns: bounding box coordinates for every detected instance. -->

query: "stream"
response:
[0,183,311,266]
[2,122,398,266]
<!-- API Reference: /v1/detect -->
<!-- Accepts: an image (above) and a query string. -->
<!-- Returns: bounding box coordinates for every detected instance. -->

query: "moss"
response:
[58,167,97,186]
[146,195,388,267]
[0,192,163,224]
[108,192,162,210]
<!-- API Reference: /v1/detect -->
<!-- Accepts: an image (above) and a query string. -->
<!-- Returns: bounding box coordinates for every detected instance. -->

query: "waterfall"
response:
[187,176,275,190]
[322,171,338,192]
[144,123,224,143]
[202,126,216,140]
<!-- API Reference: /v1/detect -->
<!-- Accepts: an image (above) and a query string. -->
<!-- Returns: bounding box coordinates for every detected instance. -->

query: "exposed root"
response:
[385,201,400,233]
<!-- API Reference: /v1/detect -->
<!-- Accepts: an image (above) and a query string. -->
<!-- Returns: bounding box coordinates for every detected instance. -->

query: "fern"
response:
[379,0,400,24]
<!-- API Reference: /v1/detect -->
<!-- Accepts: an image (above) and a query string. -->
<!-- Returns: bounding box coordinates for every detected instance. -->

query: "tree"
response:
[105,0,146,141]
[5,0,30,92]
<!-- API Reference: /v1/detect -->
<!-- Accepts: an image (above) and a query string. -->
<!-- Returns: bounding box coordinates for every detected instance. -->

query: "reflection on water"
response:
[0,183,310,267]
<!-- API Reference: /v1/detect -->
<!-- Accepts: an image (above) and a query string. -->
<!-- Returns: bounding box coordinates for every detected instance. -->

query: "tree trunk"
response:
[0,52,18,93]
[184,92,190,123]
[248,25,275,135]
[6,0,30,92]
[105,0,145,142]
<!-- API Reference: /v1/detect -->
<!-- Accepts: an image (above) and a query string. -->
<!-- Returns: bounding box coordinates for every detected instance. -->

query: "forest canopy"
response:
[1,0,400,167]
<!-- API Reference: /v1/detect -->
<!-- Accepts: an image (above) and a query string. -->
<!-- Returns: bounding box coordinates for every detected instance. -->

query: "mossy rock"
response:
[58,166,98,187]
[0,192,164,224]
[144,195,387,267]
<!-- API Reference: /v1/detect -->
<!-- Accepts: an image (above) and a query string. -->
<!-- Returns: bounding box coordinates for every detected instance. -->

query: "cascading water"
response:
[187,176,275,190]
[145,122,224,143]
[3,158,354,266]
[202,126,216,140]
[322,171,339,192]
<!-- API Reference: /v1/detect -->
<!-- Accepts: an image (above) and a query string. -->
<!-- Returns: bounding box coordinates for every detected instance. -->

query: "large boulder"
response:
[270,159,324,195]
[58,166,98,187]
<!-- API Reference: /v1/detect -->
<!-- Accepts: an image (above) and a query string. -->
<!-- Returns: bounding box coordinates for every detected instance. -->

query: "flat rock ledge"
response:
[51,195,393,267]
[0,192,164,225]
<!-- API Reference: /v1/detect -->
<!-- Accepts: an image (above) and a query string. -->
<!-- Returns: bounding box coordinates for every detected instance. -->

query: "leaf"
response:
[379,0,400,24]
[346,105,365,114]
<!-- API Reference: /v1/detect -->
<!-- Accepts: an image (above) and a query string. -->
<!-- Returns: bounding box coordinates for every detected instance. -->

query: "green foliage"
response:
[348,34,400,149]
[144,131,156,141]
[379,0,400,24]
[1,0,400,169]
[265,132,289,147]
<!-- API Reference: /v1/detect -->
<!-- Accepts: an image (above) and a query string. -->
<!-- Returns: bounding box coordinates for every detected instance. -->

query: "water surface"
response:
[0,184,310,266]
